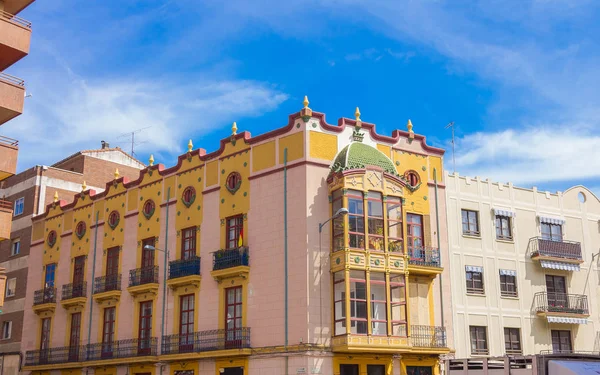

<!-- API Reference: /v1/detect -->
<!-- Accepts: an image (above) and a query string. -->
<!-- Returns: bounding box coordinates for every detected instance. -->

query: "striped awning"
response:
[540,260,580,272]
[539,215,566,225]
[494,208,516,217]
[547,316,588,324]
[466,265,483,273]
[499,269,517,276]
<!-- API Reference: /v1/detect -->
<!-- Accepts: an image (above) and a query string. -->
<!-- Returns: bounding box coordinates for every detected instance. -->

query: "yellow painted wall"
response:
[309,131,337,160]
[205,161,218,187]
[70,204,94,259]
[42,213,63,267]
[175,165,204,258]
[136,179,163,267]
[428,156,443,181]
[278,132,304,163]
[252,140,276,172]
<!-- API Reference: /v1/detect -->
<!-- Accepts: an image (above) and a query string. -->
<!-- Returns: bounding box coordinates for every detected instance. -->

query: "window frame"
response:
[541,223,562,241]
[2,321,11,340]
[225,286,243,345]
[44,263,57,288]
[179,294,195,348]
[504,327,522,354]
[348,271,368,335]
[10,239,20,256]
[466,269,484,294]
[389,274,407,337]
[69,312,82,348]
[333,272,346,336]
[469,326,488,355]
[40,317,51,351]
[406,213,424,256]
[461,209,480,236]
[347,190,365,249]
[181,226,197,259]
[495,215,512,240]
[225,215,243,250]
[369,273,387,336]
[5,278,16,298]
[551,330,572,353]
[366,192,384,251]
[386,197,403,253]
[500,274,518,297]
[332,190,345,251]
[138,301,153,353]
[13,197,24,217]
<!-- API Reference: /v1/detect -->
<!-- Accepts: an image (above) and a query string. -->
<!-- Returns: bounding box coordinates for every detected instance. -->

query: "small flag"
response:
[238,227,243,248]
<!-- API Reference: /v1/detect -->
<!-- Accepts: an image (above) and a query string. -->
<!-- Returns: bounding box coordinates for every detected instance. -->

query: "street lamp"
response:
[317,207,349,344]
[143,244,169,358]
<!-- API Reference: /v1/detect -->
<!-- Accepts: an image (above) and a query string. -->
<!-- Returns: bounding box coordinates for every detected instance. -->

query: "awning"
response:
[539,215,566,225]
[540,260,580,272]
[547,316,588,324]
[499,269,517,276]
[548,360,600,375]
[494,208,516,217]
[465,265,483,273]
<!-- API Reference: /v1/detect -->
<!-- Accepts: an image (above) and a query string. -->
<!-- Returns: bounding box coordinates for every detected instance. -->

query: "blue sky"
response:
[4,0,600,196]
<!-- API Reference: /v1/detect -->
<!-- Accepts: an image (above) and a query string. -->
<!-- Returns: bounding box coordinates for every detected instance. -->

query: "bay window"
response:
[348,190,365,249]
[386,197,403,252]
[370,273,387,335]
[334,272,346,335]
[390,274,407,336]
[367,192,384,251]
[349,271,368,334]
[332,190,345,251]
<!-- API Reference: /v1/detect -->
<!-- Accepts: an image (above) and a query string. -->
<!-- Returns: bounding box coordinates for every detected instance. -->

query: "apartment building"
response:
[0,144,144,374]
[21,100,452,375]
[445,172,600,358]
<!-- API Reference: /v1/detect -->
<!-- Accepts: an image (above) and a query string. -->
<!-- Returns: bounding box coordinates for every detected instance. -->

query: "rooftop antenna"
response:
[445,121,456,174]
[117,126,151,157]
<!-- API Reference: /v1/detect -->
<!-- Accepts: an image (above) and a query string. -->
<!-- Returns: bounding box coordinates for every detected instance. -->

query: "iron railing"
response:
[410,325,447,348]
[539,350,600,355]
[169,256,201,279]
[0,72,24,86]
[162,327,251,355]
[529,237,582,260]
[0,199,11,211]
[408,246,441,268]
[0,10,32,28]
[0,135,18,147]
[24,346,80,366]
[533,292,589,315]
[61,282,86,300]
[212,247,249,271]
[129,266,159,287]
[94,274,121,294]
[33,287,56,305]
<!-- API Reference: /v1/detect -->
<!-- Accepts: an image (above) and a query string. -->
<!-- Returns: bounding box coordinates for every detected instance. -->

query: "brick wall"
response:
[0,226,32,258]
[82,155,142,187]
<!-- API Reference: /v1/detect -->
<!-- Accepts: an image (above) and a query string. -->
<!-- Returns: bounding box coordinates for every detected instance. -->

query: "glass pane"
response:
[367,365,386,375]
[334,271,345,282]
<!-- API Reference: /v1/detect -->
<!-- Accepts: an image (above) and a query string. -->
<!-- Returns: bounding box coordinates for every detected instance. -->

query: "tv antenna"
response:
[117,126,151,157]
[445,121,456,174]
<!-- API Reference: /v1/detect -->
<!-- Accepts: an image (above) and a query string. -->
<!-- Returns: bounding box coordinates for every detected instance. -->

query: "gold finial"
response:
[232,122,238,136]
[407,119,414,140]
[355,107,361,122]
[82,181,87,192]
[53,191,59,203]
[303,95,309,109]
[114,168,120,180]
[187,139,193,152]
[149,154,154,166]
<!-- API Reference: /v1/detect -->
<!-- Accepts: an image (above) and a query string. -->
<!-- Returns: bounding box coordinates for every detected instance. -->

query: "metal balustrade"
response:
[529,237,582,260]
[61,282,86,300]
[533,292,589,315]
[162,327,251,355]
[169,256,201,279]
[94,274,121,294]
[212,247,249,271]
[410,325,447,348]
[128,266,159,287]
[408,246,441,268]
[33,287,56,305]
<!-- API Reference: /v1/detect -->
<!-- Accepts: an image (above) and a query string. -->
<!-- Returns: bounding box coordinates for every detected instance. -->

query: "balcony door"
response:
[406,367,433,375]
[39,318,51,363]
[106,247,120,291]
[141,238,155,283]
[138,301,152,355]
[179,294,195,352]
[73,256,85,297]
[68,313,81,361]
[44,263,56,287]
[546,275,567,309]
[225,286,242,348]
[551,330,572,353]
[101,307,116,358]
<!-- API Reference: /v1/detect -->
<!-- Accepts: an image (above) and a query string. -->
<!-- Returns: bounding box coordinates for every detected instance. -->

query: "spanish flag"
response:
[238,227,243,248]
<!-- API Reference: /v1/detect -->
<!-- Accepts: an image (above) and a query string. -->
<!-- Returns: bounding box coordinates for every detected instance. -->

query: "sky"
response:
[3,0,600,197]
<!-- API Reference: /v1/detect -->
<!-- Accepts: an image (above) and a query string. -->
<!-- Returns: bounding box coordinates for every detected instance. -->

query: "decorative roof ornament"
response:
[352,107,364,142]
[114,168,120,180]
[149,154,154,167]
[303,95,309,109]
[187,139,193,153]
[407,119,415,140]
[329,143,399,178]
[82,181,87,192]
[355,107,362,126]
[232,122,238,136]
[301,95,312,122]
[53,191,59,203]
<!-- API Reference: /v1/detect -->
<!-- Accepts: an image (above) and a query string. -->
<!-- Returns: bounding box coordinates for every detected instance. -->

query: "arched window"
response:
[226,172,242,194]
[405,170,420,188]
[142,200,156,219]
[182,186,196,207]
[75,221,86,239]
[47,230,57,248]
[108,211,120,229]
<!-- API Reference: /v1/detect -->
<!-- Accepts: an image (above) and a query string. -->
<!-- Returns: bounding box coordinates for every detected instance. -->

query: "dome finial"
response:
[407,119,414,140]
[114,168,120,180]
[355,107,361,121]
[232,122,238,136]
[53,191,59,203]
[303,95,309,109]
[187,139,193,153]
[149,154,154,166]
[82,181,87,192]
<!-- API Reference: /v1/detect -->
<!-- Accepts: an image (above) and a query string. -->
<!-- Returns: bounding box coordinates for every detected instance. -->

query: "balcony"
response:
[529,237,583,271]
[0,199,12,241]
[0,135,18,181]
[162,327,251,356]
[211,247,249,282]
[127,266,159,299]
[410,325,447,350]
[32,287,56,315]
[3,0,36,15]
[408,246,443,275]
[0,10,31,71]
[0,72,25,125]
[93,274,121,303]
[60,282,86,311]
[167,256,201,292]
[534,292,589,322]
[24,346,81,367]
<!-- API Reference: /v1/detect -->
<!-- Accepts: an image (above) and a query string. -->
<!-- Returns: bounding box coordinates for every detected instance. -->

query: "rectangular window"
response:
[462,209,480,236]
[466,268,484,294]
[386,197,403,252]
[2,321,11,339]
[504,327,522,354]
[141,237,155,268]
[138,301,153,354]
[551,330,572,353]
[44,263,56,287]
[349,270,367,334]
[500,273,518,297]
[10,239,20,256]
[370,273,387,336]
[40,318,51,351]
[13,197,24,217]
[181,227,197,259]
[179,294,195,350]
[469,326,488,355]
[332,190,345,251]
[367,192,384,251]
[541,223,562,241]
[390,274,407,336]
[333,271,346,335]
[347,190,365,249]
[407,213,424,258]
[226,215,243,250]
[495,215,512,240]
[5,278,16,297]
[73,255,85,285]
[546,275,567,308]
[340,365,359,375]
[225,286,243,347]
[106,247,120,291]
[367,365,386,375]
[69,313,81,361]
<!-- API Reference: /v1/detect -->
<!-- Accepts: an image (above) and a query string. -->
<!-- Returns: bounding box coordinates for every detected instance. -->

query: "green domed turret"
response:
[330,143,398,176]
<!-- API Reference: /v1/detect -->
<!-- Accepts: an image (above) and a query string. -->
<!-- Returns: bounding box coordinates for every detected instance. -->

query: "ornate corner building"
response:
[21,100,453,375]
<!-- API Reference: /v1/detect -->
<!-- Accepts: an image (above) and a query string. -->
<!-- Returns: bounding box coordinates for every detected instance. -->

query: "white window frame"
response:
[13,197,24,217]
[2,321,11,340]
[5,278,16,298]
[10,239,20,256]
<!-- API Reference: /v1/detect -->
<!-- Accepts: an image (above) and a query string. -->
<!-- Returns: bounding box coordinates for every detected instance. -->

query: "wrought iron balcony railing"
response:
[61,282,86,300]
[408,246,441,268]
[169,256,201,279]
[24,345,80,366]
[533,292,589,315]
[529,237,582,260]
[162,327,251,355]
[410,325,447,348]
[33,287,56,305]
[94,274,121,294]
[212,247,249,271]
[128,266,159,287]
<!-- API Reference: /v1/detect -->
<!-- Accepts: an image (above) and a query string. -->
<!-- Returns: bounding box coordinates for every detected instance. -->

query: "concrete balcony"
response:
[60,282,87,312]
[408,246,443,276]
[529,237,583,271]
[93,274,122,303]
[210,247,249,282]
[2,0,36,15]
[32,287,57,315]
[0,199,12,241]
[167,256,201,292]
[0,10,31,70]
[0,72,25,125]
[0,135,17,180]
[127,266,159,299]
[534,292,589,323]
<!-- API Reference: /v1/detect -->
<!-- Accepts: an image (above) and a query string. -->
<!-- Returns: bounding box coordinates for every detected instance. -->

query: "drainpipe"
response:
[160,187,171,374]
[86,211,100,363]
[434,169,445,374]
[283,148,289,375]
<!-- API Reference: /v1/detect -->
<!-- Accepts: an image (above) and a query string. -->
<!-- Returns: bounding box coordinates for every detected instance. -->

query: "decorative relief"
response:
[225,172,242,195]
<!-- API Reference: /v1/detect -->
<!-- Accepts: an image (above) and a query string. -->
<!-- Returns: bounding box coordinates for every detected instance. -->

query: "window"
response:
[138,301,153,354]
[542,223,562,241]
[390,274,407,336]
[333,272,346,335]
[179,294,195,350]
[495,215,512,240]
[407,214,424,259]
[348,270,368,334]
[469,326,488,355]
[102,307,116,354]
[181,227,197,259]
[47,230,57,248]
[332,190,345,251]
[367,365,386,375]
[347,190,365,249]
[504,328,522,354]
[2,321,11,339]
[181,186,196,207]
[499,272,517,297]
[40,318,51,351]
[225,286,243,346]
[73,255,85,285]
[69,313,81,361]
[225,172,242,194]
[461,209,479,236]
[226,215,243,250]
[44,263,56,287]
[13,198,24,216]
[75,221,86,239]
[142,199,155,219]
[551,330,572,353]
[466,267,484,294]
[5,278,16,297]
[108,210,120,229]
[141,237,155,267]
[367,192,384,251]
[386,197,403,252]
[370,273,387,336]
[340,365,359,375]
[10,239,20,256]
